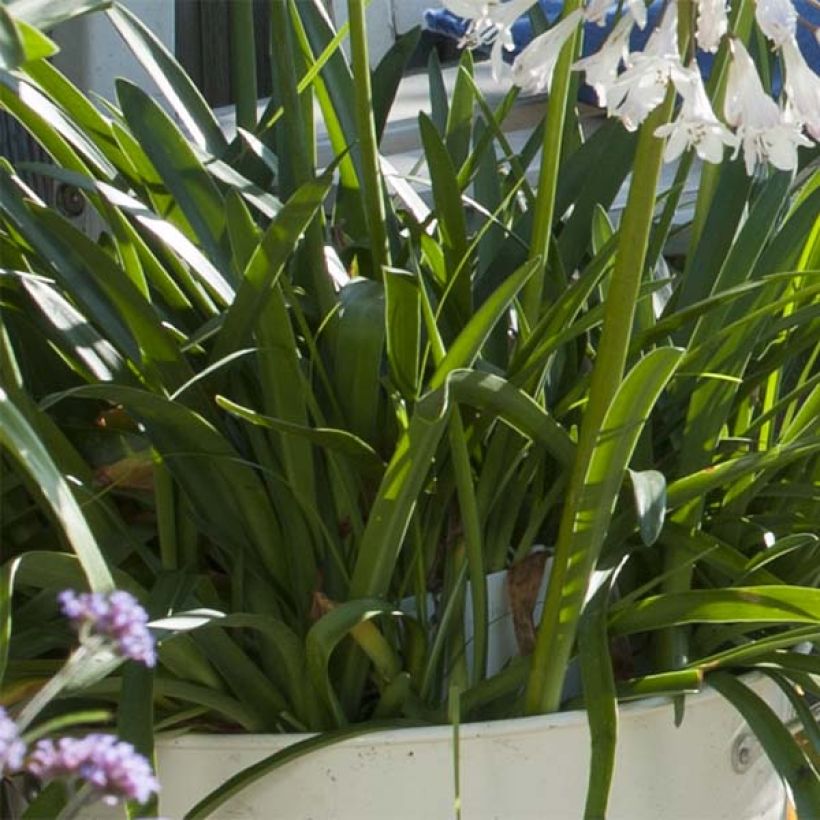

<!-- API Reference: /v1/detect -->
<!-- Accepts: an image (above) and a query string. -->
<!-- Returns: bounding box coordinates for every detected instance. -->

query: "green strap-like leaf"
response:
[190,627,289,732]
[419,111,470,320]
[529,347,685,713]
[430,257,541,389]
[610,586,820,636]
[193,147,282,219]
[693,172,791,345]
[117,80,234,279]
[149,679,258,730]
[349,384,452,601]
[667,435,820,511]
[10,551,140,595]
[0,391,114,592]
[211,170,334,366]
[106,3,227,155]
[444,52,475,171]
[384,267,421,398]
[0,558,21,683]
[692,626,820,671]
[578,569,619,820]
[446,369,575,466]
[510,235,617,382]
[22,57,130,176]
[289,0,362,194]
[333,279,386,444]
[765,671,820,756]
[5,0,111,30]
[0,70,114,177]
[0,171,190,386]
[307,599,402,724]
[158,611,320,730]
[20,275,129,383]
[216,395,383,470]
[628,469,667,547]
[45,384,292,596]
[0,5,25,69]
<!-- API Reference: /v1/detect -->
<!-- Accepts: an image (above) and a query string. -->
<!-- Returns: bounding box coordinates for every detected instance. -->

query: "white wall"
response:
[331,0,443,64]
[50,1,439,96]
[394,0,439,36]
[51,0,175,104]
[331,0,394,63]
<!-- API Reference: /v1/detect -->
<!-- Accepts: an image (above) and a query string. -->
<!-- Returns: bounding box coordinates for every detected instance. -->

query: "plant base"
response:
[152,674,790,819]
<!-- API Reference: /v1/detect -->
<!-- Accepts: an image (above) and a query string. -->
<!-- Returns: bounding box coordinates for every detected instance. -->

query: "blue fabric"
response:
[424,1,820,104]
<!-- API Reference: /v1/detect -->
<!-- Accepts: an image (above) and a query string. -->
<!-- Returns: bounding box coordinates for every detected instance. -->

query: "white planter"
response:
[154,674,791,820]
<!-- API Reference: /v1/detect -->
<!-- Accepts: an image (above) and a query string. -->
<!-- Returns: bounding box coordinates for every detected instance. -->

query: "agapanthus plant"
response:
[0,0,817,816]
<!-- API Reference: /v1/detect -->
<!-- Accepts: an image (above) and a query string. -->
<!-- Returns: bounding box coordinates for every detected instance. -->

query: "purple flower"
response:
[0,707,26,774]
[26,734,159,806]
[58,590,156,667]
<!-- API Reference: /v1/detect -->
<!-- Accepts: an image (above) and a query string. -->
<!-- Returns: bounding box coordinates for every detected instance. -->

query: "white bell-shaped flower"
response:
[443,0,490,15]
[754,0,797,47]
[443,0,536,22]
[696,0,730,53]
[606,2,682,130]
[583,0,646,27]
[444,0,539,80]
[584,0,614,26]
[625,0,648,29]
[511,9,584,93]
[655,67,738,163]
[724,39,811,173]
[573,14,634,106]
[781,38,820,140]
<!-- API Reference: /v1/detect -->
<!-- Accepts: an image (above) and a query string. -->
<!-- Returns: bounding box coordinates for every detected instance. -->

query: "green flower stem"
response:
[347,0,390,278]
[55,782,94,820]
[271,1,310,188]
[686,0,754,255]
[656,0,754,674]
[525,91,680,715]
[521,0,582,327]
[271,0,335,318]
[15,643,98,731]
[154,458,177,571]
[230,0,258,132]
[448,411,487,684]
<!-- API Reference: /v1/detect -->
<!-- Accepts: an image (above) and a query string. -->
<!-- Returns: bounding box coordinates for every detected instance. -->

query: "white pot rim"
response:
[158,671,764,751]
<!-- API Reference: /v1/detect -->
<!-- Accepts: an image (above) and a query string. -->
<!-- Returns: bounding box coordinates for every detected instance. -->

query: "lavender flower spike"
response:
[0,707,26,774]
[59,590,156,667]
[27,734,159,806]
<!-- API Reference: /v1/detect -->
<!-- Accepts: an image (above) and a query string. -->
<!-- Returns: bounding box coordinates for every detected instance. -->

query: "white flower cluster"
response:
[443,0,819,173]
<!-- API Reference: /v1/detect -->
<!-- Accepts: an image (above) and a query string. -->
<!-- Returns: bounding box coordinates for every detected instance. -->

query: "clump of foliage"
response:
[0,0,818,816]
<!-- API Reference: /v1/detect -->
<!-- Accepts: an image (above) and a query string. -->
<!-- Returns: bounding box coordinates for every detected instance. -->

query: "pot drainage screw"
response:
[731,733,756,773]
[56,183,85,218]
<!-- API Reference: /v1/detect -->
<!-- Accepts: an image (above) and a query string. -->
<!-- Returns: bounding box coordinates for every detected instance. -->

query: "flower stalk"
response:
[521,0,583,326]
[526,5,695,716]
[347,0,391,278]
[14,645,98,733]
[230,0,258,131]
[54,782,95,820]
[271,0,335,316]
